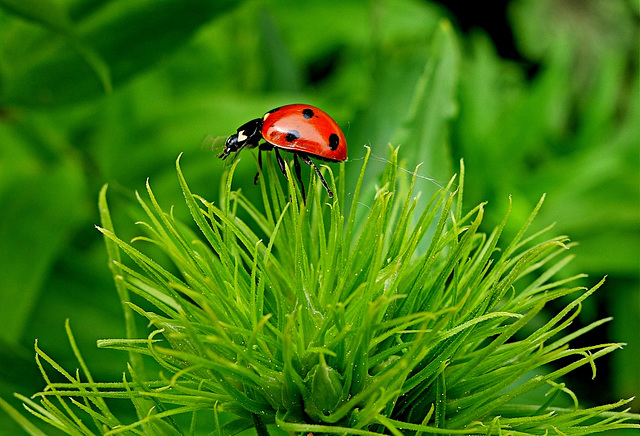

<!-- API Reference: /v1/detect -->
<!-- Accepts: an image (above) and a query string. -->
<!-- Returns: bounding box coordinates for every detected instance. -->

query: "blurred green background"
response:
[0,0,637,434]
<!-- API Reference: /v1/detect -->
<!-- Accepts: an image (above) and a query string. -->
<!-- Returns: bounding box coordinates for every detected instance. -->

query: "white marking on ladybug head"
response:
[238,130,247,142]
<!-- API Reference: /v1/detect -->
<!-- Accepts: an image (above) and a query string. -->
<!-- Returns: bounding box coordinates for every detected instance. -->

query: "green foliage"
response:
[0,0,638,434]
[5,150,637,435]
[0,0,236,106]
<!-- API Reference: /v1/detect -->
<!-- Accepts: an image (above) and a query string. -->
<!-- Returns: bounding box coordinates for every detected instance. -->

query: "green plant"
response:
[3,148,638,435]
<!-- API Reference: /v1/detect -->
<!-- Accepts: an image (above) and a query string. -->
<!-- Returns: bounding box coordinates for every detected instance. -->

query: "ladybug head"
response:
[218,118,263,160]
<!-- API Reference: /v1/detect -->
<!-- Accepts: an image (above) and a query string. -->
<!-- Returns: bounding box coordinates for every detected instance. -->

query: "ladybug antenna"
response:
[202,135,227,153]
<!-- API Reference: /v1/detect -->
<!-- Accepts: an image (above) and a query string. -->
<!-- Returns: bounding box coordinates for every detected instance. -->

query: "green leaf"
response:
[0,0,237,107]
[0,0,112,98]
[0,396,47,436]
[390,19,459,198]
[0,0,71,33]
[0,159,85,343]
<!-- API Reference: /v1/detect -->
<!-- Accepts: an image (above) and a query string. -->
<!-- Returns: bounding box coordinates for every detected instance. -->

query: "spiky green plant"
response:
[4,147,638,435]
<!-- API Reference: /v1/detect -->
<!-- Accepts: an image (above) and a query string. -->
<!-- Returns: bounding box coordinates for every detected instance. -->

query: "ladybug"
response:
[219,104,347,200]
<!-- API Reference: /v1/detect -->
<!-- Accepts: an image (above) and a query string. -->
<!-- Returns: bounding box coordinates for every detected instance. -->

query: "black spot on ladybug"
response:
[302,108,314,119]
[286,130,300,142]
[329,133,339,150]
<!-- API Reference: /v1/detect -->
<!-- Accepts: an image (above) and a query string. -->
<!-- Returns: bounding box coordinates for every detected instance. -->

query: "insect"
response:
[219,104,347,200]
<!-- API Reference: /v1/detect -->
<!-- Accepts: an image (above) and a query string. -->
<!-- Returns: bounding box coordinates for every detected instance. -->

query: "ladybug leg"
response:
[299,154,334,199]
[274,148,287,176]
[255,143,274,183]
[293,153,307,203]
[254,149,262,184]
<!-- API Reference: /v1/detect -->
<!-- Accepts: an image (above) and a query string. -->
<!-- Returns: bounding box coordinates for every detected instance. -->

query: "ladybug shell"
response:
[261,104,347,162]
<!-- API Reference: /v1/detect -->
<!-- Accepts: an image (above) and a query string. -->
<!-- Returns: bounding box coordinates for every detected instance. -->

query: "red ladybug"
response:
[219,104,347,200]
